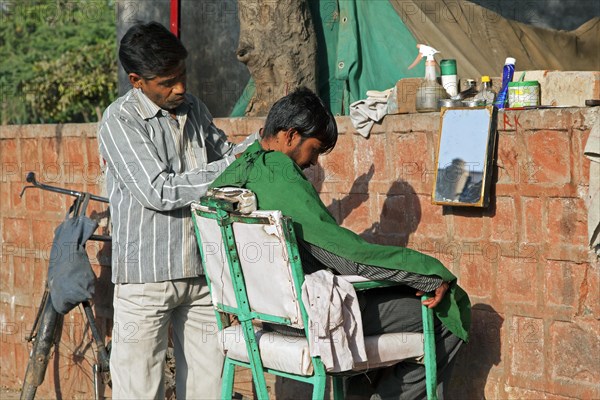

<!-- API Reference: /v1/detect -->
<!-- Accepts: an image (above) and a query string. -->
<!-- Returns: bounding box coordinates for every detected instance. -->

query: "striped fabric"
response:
[98,89,256,283]
[298,240,442,293]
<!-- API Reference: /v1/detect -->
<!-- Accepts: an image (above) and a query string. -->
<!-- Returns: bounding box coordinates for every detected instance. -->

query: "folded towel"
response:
[349,89,392,138]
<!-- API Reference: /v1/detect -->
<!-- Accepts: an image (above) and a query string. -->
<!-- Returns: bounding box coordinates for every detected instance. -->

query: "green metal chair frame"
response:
[192,196,438,399]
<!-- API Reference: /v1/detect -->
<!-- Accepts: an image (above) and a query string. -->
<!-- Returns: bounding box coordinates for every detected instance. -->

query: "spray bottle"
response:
[408,44,449,112]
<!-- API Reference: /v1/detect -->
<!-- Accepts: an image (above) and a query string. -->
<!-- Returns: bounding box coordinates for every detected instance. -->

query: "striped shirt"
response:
[98,89,256,283]
[298,240,443,293]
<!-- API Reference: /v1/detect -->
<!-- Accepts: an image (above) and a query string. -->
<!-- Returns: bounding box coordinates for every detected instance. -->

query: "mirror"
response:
[432,106,496,207]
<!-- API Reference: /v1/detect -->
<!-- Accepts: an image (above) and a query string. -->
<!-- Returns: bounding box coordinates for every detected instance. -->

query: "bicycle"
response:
[19,172,112,400]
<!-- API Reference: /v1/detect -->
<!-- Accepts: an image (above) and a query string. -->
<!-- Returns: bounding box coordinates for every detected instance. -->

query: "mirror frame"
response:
[431,106,496,207]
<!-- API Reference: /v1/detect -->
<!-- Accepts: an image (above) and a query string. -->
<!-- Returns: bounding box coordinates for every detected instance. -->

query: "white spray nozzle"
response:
[408,44,440,69]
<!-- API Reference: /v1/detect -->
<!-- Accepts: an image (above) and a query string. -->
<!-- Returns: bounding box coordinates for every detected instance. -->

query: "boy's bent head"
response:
[262,87,338,154]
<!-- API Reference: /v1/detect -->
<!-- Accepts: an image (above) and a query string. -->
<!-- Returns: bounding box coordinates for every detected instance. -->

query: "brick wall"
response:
[1,107,598,398]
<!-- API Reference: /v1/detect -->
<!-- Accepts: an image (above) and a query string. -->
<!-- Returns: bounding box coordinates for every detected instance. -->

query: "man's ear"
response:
[128,73,143,89]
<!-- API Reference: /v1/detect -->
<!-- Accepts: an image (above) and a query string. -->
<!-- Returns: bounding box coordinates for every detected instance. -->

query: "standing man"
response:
[98,22,256,399]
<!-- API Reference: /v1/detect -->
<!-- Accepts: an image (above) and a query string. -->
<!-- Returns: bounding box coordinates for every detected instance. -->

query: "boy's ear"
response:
[283,128,298,145]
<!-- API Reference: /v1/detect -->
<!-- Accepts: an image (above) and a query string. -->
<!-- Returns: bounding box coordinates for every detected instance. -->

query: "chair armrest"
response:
[421,294,438,399]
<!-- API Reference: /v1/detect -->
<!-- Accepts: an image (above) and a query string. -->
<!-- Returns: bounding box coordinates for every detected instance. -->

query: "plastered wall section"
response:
[0,107,598,399]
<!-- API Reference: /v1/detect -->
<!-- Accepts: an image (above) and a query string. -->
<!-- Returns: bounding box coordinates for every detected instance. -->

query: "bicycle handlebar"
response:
[20,172,111,242]
[21,172,109,203]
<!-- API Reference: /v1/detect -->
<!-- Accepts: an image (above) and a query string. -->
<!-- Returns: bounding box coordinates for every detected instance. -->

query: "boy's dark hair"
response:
[262,87,338,153]
[119,22,188,79]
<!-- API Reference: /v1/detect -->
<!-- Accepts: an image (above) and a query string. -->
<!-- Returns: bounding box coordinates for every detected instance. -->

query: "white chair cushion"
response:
[356,333,425,370]
[218,325,425,376]
[218,325,314,376]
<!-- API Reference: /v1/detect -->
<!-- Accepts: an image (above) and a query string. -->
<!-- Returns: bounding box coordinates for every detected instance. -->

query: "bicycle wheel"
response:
[20,293,62,400]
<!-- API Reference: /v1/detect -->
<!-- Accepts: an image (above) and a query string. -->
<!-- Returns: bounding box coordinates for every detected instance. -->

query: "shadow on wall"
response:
[448,303,504,399]
[306,163,375,226]
[361,179,422,247]
[307,162,422,247]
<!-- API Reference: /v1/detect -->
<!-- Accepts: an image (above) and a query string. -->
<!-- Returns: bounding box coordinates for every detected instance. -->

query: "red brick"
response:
[517,108,572,131]
[0,342,17,386]
[3,218,31,249]
[24,185,41,211]
[453,209,486,240]
[1,138,20,183]
[497,256,537,305]
[38,161,63,184]
[338,194,374,234]
[0,138,19,164]
[376,191,421,237]
[321,135,354,187]
[499,110,518,132]
[414,195,447,240]
[544,261,587,308]
[60,138,87,186]
[334,117,354,135]
[490,197,516,242]
[13,255,33,296]
[525,130,571,184]
[85,137,103,185]
[354,133,391,187]
[0,253,13,292]
[572,126,589,179]
[393,132,433,194]
[447,305,505,399]
[496,132,521,185]
[20,139,40,174]
[521,197,545,244]
[0,178,10,211]
[459,253,494,298]
[411,112,439,133]
[567,109,590,130]
[547,198,588,247]
[388,113,412,134]
[31,220,56,252]
[10,183,27,215]
[582,262,599,317]
[41,137,60,168]
[509,316,544,377]
[13,340,31,383]
[505,387,579,399]
[42,190,67,213]
[549,321,600,386]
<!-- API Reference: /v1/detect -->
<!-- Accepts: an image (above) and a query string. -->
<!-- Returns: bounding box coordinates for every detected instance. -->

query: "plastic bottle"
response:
[474,76,496,105]
[408,44,449,112]
[440,59,458,97]
[494,57,516,109]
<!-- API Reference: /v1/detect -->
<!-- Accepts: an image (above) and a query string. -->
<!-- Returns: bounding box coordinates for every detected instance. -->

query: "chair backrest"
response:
[191,199,306,329]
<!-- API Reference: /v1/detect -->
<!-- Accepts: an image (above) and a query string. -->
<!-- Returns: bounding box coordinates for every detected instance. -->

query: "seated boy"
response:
[211,87,470,399]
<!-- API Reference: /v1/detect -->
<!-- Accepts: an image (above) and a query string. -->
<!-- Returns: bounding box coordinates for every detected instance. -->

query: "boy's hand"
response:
[416,281,450,308]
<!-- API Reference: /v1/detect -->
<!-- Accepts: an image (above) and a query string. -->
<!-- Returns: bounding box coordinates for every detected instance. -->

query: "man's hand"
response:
[416,281,450,308]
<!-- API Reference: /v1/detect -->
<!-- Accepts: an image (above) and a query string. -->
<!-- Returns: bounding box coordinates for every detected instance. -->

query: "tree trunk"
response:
[237,0,317,116]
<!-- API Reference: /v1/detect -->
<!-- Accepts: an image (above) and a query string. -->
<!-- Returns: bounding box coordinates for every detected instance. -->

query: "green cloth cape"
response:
[211,141,470,341]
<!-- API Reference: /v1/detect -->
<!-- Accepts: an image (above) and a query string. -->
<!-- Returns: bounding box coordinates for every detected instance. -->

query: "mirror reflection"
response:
[432,107,495,207]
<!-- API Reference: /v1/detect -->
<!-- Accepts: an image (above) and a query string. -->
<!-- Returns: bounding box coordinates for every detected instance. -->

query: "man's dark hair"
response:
[263,87,338,153]
[119,21,188,79]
